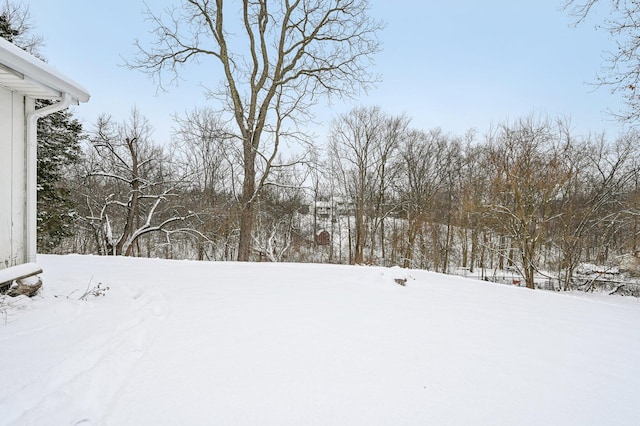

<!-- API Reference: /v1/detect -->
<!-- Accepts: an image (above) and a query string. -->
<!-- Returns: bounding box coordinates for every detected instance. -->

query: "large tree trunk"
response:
[237,139,257,261]
[237,201,255,261]
[523,242,536,289]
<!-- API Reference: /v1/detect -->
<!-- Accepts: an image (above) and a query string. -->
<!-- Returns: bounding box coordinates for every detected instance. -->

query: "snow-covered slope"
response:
[2,254,640,425]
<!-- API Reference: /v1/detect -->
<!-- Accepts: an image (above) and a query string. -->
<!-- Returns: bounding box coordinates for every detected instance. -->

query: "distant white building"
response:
[313,197,355,218]
[0,37,89,282]
[314,200,332,217]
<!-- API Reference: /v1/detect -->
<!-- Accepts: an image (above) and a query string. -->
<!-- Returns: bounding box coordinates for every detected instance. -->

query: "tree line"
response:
[39,105,639,292]
[4,0,640,291]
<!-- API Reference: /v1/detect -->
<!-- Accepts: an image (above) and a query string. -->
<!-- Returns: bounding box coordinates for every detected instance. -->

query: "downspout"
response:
[24,92,73,262]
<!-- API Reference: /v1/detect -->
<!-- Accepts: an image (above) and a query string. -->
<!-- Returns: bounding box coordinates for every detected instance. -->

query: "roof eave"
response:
[0,36,90,104]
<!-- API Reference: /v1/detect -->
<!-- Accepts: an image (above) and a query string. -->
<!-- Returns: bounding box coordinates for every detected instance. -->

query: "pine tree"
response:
[36,101,84,251]
[1,2,84,252]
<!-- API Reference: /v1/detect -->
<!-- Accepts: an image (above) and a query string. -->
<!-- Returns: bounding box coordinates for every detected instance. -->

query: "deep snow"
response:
[1,254,640,425]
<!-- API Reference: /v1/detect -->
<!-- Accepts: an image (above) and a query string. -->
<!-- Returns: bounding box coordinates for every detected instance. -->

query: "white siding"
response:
[0,86,26,268]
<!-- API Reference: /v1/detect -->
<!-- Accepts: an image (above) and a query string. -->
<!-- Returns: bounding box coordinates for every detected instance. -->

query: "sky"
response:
[24,0,626,145]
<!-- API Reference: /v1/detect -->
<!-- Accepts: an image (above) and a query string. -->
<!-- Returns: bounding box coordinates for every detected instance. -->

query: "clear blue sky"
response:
[26,0,625,144]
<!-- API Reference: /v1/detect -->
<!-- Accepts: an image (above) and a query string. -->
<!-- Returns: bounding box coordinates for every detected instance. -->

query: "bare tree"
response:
[564,0,640,122]
[329,106,406,265]
[396,128,451,269]
[544,128,634,289]
[253,163,307,262]
[367,114,407,264]
[620,144,640,252]
[130,0,383,261]
[0,0,43,55]
[484,116,574,289]
[455,132,489,274]
[172,108,240,199]
[172,108,242,259]
[436,137,465,274]
[78,109,197,256]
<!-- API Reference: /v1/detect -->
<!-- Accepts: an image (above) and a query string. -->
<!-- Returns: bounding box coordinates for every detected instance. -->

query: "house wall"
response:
[0,86,26,269]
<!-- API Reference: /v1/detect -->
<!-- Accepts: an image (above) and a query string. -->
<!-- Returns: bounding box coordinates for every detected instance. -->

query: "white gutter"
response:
[24,93,73,262]
[0,37,89,265]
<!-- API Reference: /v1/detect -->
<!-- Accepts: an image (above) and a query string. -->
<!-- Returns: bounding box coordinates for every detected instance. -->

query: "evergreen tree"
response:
[1,1,84,252]
[36,101,84,251]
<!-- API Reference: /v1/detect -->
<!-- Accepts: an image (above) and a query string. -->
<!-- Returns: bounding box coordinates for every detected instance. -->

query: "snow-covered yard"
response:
[2,254,640,425]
